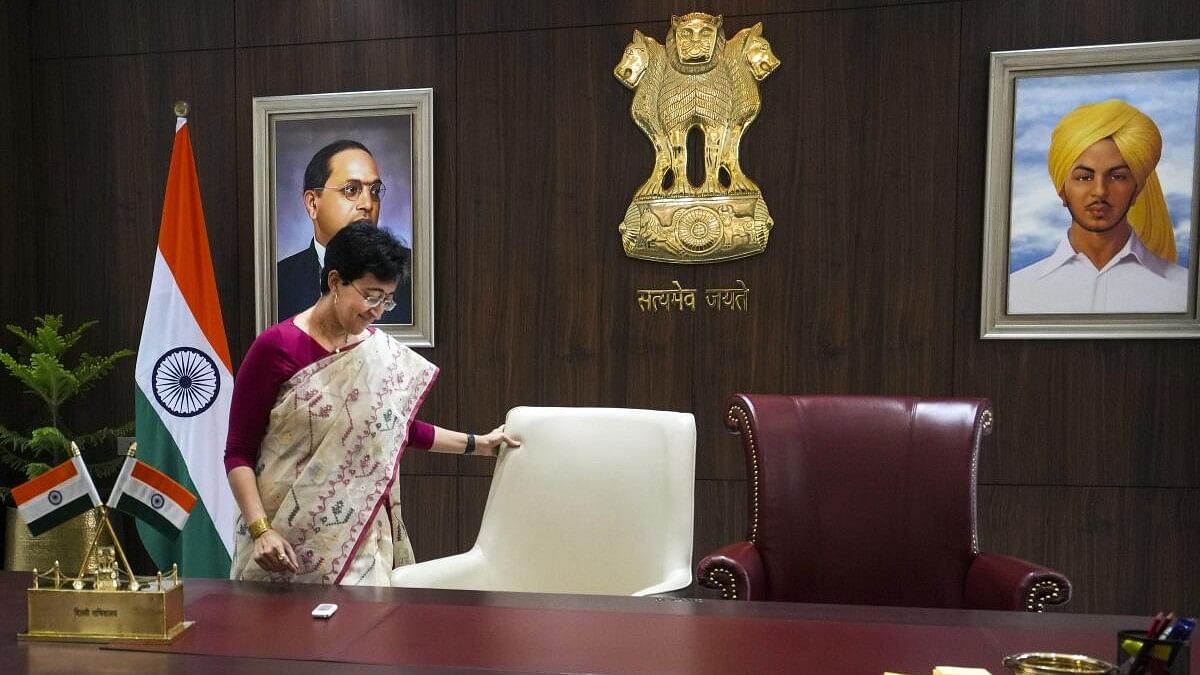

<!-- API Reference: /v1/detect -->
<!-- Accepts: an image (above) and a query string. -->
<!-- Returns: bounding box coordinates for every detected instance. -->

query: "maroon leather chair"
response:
[696,395,1071,611]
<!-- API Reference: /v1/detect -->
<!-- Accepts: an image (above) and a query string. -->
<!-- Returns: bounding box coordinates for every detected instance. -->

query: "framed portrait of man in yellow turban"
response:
[980,40,1200,339]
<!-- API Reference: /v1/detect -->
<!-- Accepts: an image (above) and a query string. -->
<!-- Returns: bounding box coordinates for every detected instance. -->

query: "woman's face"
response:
[333,272,398,333]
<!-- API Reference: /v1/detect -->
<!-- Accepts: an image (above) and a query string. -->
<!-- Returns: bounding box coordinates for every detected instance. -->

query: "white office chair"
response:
[390,406,696,595]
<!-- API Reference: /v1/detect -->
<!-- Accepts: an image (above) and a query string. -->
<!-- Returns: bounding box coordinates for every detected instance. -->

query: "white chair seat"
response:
[391,406,696,595]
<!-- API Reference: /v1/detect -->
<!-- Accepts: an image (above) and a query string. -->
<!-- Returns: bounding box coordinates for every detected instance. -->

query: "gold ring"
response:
[277,553,286,561]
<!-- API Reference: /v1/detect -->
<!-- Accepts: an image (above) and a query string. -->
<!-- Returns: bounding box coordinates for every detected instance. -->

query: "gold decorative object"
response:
[19,506,192,643]
[22,560,189,643]
[4,506,102,574]
[1002,653,1117,674]
[19,444,192,643]
[615,13,780,264]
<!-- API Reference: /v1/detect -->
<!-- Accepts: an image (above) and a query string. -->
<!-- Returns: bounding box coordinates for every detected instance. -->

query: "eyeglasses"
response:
[312,180,386,202]
[350,281,397,312]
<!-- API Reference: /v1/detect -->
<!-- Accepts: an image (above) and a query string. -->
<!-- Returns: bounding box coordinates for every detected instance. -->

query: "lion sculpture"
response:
[614,14,779,198]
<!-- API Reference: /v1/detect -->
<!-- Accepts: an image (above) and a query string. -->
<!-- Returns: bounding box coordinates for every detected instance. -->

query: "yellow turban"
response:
[1047,99,1175,262]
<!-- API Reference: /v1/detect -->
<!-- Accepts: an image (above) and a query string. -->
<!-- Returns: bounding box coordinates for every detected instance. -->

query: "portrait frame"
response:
[252,88,435,347]
[980,40,1200,339]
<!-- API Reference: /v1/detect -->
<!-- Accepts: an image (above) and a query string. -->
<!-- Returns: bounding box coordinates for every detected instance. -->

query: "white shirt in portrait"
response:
[1008,230,1190,314]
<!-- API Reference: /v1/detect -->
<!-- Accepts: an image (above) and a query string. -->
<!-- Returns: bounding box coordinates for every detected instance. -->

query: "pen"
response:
[1122,613,1171,675]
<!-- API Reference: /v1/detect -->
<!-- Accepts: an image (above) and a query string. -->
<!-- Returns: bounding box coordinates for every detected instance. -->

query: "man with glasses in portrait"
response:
[277,139,412,323]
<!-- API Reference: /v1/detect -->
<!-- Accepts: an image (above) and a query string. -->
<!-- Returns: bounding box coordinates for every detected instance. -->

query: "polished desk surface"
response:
[0,571,1187,675]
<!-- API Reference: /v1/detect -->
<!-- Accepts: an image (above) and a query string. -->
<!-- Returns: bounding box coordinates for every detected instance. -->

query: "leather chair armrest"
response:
[964,552,1072,612]
[695,541,766,601]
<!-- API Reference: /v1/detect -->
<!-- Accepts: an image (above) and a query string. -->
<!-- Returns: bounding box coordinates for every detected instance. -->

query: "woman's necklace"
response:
[319,310,351,353]
[332,330,350,353]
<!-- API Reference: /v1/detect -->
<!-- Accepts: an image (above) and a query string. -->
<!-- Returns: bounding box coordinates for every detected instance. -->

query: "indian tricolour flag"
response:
[107,456,197,537]
[12,455,103,537]
[134,116,235,577]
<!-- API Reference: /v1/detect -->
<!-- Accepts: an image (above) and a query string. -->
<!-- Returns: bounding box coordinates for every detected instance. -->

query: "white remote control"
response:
[311,602,338,618]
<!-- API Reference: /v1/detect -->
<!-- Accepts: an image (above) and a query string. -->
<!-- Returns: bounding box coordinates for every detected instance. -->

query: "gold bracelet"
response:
[247,517,271,540]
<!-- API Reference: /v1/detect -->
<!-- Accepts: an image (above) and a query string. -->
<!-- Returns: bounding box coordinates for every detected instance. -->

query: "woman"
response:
[225,221,517,585]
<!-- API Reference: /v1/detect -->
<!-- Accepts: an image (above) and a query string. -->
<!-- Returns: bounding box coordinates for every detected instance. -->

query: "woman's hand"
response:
[474,424,521,457]
[253,528,300,574]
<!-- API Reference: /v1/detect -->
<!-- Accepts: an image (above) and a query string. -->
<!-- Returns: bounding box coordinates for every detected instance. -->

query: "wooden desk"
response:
[0,571,1187,674]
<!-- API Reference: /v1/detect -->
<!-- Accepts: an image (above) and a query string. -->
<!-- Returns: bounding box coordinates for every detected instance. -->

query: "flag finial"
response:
[173,100,189,118]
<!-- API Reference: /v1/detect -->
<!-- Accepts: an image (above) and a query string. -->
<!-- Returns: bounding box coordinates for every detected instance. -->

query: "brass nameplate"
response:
[20,582,191,643]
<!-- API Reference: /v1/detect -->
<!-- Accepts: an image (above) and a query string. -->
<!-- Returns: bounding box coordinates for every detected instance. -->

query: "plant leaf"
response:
[0,423,31,451]
[28,427,71,461]
[75,349,135,393]
[24,462,53,479]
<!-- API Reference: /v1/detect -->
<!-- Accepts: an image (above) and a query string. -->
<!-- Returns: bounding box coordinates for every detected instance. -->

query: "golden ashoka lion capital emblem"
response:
[614,13,780,264]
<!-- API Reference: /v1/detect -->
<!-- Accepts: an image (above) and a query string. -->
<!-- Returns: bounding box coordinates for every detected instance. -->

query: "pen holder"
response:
[1117,630,1190,675]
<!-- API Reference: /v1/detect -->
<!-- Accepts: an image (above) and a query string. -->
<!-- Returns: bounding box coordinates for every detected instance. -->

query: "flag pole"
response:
[72,442,107,580]
[105,443,142,587]
[174,100,188,118]
[74,442,139,587]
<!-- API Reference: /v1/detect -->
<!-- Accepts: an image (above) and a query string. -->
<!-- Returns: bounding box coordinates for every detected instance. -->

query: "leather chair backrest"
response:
[730,394,989,607]
[474,406,697,595]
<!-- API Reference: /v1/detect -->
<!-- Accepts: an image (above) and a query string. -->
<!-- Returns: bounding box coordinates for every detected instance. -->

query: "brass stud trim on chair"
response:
[968,407,993,556]
[727,403,761,544]
[1024,579,1064,613]
[705,566,738,600]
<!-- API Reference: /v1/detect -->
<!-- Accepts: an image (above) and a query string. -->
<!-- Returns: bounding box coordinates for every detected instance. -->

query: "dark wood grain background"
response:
[0,0,1196,615]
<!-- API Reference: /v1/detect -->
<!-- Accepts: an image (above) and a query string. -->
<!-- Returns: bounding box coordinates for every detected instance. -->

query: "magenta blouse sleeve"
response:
[406,420,435,450]
[223,330,296,473]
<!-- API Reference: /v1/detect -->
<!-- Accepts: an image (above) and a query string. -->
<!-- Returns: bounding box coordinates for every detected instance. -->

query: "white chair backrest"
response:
[472,406,696,595]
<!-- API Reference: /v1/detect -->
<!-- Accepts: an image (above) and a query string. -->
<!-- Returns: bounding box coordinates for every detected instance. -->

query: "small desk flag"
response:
[12,455,103,536]
[107,456,197,537]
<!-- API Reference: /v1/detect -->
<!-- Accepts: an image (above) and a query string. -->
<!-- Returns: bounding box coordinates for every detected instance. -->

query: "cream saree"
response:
[230,331,437,585]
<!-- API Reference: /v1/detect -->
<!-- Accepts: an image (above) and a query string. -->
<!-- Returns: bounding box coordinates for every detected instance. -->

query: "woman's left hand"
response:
[474,425,520,457]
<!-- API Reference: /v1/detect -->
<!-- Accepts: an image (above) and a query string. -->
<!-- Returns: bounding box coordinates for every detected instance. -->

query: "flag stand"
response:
[18,444,193,643]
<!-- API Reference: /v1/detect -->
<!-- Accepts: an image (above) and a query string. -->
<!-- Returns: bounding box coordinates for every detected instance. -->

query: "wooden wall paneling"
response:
[235,0,455,48]
[966,344,1200,487]
[827,4,961,397]
[396,474,461,563]
[692,477,749,595]
[978,485,1200,615]
[234,36,460,476]
[958,0,1200,55]
[30,0,234,59]
[456,0,921,35]
[0,3,33,557]
[0,0,32,329]
[28,50,238,438]
[454,26,684,453]
[690,6,962,480]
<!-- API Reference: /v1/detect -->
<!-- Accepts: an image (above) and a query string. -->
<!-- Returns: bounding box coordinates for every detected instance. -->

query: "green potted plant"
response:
[0,314,134,570]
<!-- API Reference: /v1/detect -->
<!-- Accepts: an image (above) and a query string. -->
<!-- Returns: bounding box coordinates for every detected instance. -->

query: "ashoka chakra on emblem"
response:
[152,347,220,418]
[672,206,723,254]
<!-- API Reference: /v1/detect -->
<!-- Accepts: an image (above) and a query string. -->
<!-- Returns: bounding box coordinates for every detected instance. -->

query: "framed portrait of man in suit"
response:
[980,40,1200,339]
[252,89,435,346]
